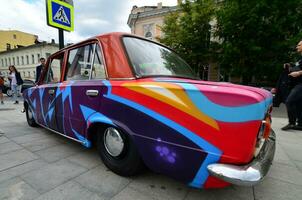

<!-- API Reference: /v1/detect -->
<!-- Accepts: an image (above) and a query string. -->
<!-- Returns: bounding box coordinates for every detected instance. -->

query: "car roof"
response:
[48,32,174,79]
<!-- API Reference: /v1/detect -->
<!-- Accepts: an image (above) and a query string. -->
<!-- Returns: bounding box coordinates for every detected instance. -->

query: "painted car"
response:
[23,32,275,189]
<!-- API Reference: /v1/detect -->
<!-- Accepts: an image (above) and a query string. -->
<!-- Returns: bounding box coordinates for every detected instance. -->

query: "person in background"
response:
[272,63,291,107]
[8,65,23,104]
[36,57,46,83]
[281,40,302,131]
[0,71,4,104]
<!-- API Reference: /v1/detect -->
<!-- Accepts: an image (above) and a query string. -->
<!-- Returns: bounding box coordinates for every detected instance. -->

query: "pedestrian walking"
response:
[8,65,23,104]
[36,57,46,83]
[281,40,302,131]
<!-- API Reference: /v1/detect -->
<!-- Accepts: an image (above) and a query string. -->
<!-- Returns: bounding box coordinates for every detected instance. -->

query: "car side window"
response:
[66,44,94,81]
[91,44,106,80]
[45,53,64,84]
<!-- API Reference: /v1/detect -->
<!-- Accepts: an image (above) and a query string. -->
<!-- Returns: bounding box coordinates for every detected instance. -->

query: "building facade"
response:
[0,30,38,52]
[0,42,59,80]
[127,2,178,42]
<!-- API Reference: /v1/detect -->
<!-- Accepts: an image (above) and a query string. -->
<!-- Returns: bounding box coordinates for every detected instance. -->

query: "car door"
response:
[56,42,107,144]
[36,52,65,132]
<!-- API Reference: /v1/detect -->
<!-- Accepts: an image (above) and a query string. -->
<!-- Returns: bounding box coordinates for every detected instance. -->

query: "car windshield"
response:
[123,37,198,79]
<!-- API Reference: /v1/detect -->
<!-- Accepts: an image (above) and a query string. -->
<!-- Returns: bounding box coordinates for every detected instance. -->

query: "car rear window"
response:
[123,37,198,79]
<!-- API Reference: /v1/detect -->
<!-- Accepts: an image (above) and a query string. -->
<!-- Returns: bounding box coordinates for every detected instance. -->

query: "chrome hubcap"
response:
[104,127,124,157]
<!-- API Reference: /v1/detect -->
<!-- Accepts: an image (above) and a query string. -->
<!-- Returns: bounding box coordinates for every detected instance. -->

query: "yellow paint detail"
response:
[123,82,219,130]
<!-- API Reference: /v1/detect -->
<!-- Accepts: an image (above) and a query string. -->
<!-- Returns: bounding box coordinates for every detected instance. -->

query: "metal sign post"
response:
[46,0,74,49]
[58,29,64,49]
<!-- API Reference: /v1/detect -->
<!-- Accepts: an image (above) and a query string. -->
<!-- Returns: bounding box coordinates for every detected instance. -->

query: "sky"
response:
[0,0,178,44]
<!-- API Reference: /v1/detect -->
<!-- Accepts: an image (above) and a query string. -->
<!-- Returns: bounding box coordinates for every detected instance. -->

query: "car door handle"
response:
[48,89,55,95]
[86,90,99,97]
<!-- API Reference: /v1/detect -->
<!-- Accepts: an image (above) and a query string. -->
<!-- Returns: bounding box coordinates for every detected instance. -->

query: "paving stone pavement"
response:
[0,97,302,200]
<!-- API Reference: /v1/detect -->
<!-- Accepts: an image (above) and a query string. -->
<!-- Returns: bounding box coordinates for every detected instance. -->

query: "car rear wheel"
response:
[97,126,143,176]
[25,104,37,127]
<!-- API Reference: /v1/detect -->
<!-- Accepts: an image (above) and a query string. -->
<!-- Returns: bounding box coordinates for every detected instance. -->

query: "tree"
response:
[216,0,302,85]
[159,0,216,75]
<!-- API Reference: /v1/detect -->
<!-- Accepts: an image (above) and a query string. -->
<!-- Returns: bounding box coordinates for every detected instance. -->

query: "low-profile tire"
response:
[97,126,143,176]
[25,104,38,127]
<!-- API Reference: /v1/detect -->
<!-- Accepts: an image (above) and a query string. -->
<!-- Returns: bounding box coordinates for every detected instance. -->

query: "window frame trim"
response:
[65,43,95,82]
[45,52,65,84]
[64,41,108,82]
[90,43,108,80]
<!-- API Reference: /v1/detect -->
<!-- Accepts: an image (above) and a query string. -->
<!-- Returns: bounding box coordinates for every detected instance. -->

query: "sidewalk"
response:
[0,95,23,106]
[0,100,302,200]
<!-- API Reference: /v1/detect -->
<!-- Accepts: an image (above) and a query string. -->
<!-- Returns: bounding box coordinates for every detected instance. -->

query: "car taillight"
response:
[254,114,272,157]
[268,105,273,114]
[262,116,271,139]
[258,114,271,139]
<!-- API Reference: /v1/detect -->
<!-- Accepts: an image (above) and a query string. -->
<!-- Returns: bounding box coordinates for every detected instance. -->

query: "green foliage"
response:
[159,0,216,73]
[216,0,302,84]
[160,0,302,84]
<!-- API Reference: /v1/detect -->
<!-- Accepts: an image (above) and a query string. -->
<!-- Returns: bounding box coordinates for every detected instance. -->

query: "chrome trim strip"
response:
[207,130,276,186]
[37,123,84,145]
[48,89,55,95]
[95,39,109,79]
[89,43,96,80]
[86,90,99,97]
[109,77,136,80]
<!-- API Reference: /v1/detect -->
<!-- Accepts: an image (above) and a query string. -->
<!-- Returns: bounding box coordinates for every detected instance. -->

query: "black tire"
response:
[97,126,143,176]
[25,104,38,127]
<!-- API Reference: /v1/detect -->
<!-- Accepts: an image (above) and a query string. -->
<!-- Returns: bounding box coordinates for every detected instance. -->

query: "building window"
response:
[26,55,29,65]
[13,57,15,65]
[17,57,20,66]
[37,53,40,62]
[21,56,24,65]
[143,24,154,40]
[32,55,35,64]
[13,34,17,39]
[6,43,11,50]
[145,31,153,39]
[5,58,7,66]
[1,59,3,67]
[46,53,51,58]
[9,58,11,66]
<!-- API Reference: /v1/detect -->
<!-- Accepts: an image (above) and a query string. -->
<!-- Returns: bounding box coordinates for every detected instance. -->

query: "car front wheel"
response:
[25,104,37,127]
[97,126,143,176]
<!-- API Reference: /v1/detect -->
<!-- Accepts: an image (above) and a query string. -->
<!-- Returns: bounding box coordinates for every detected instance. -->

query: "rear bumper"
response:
[207,130,276,186]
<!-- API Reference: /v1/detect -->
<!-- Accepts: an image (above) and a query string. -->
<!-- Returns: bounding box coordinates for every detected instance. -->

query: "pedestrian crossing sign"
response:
[46,0,74,32]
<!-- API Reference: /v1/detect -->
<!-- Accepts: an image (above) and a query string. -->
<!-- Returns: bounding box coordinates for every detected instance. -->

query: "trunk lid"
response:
[154,77,273,111]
